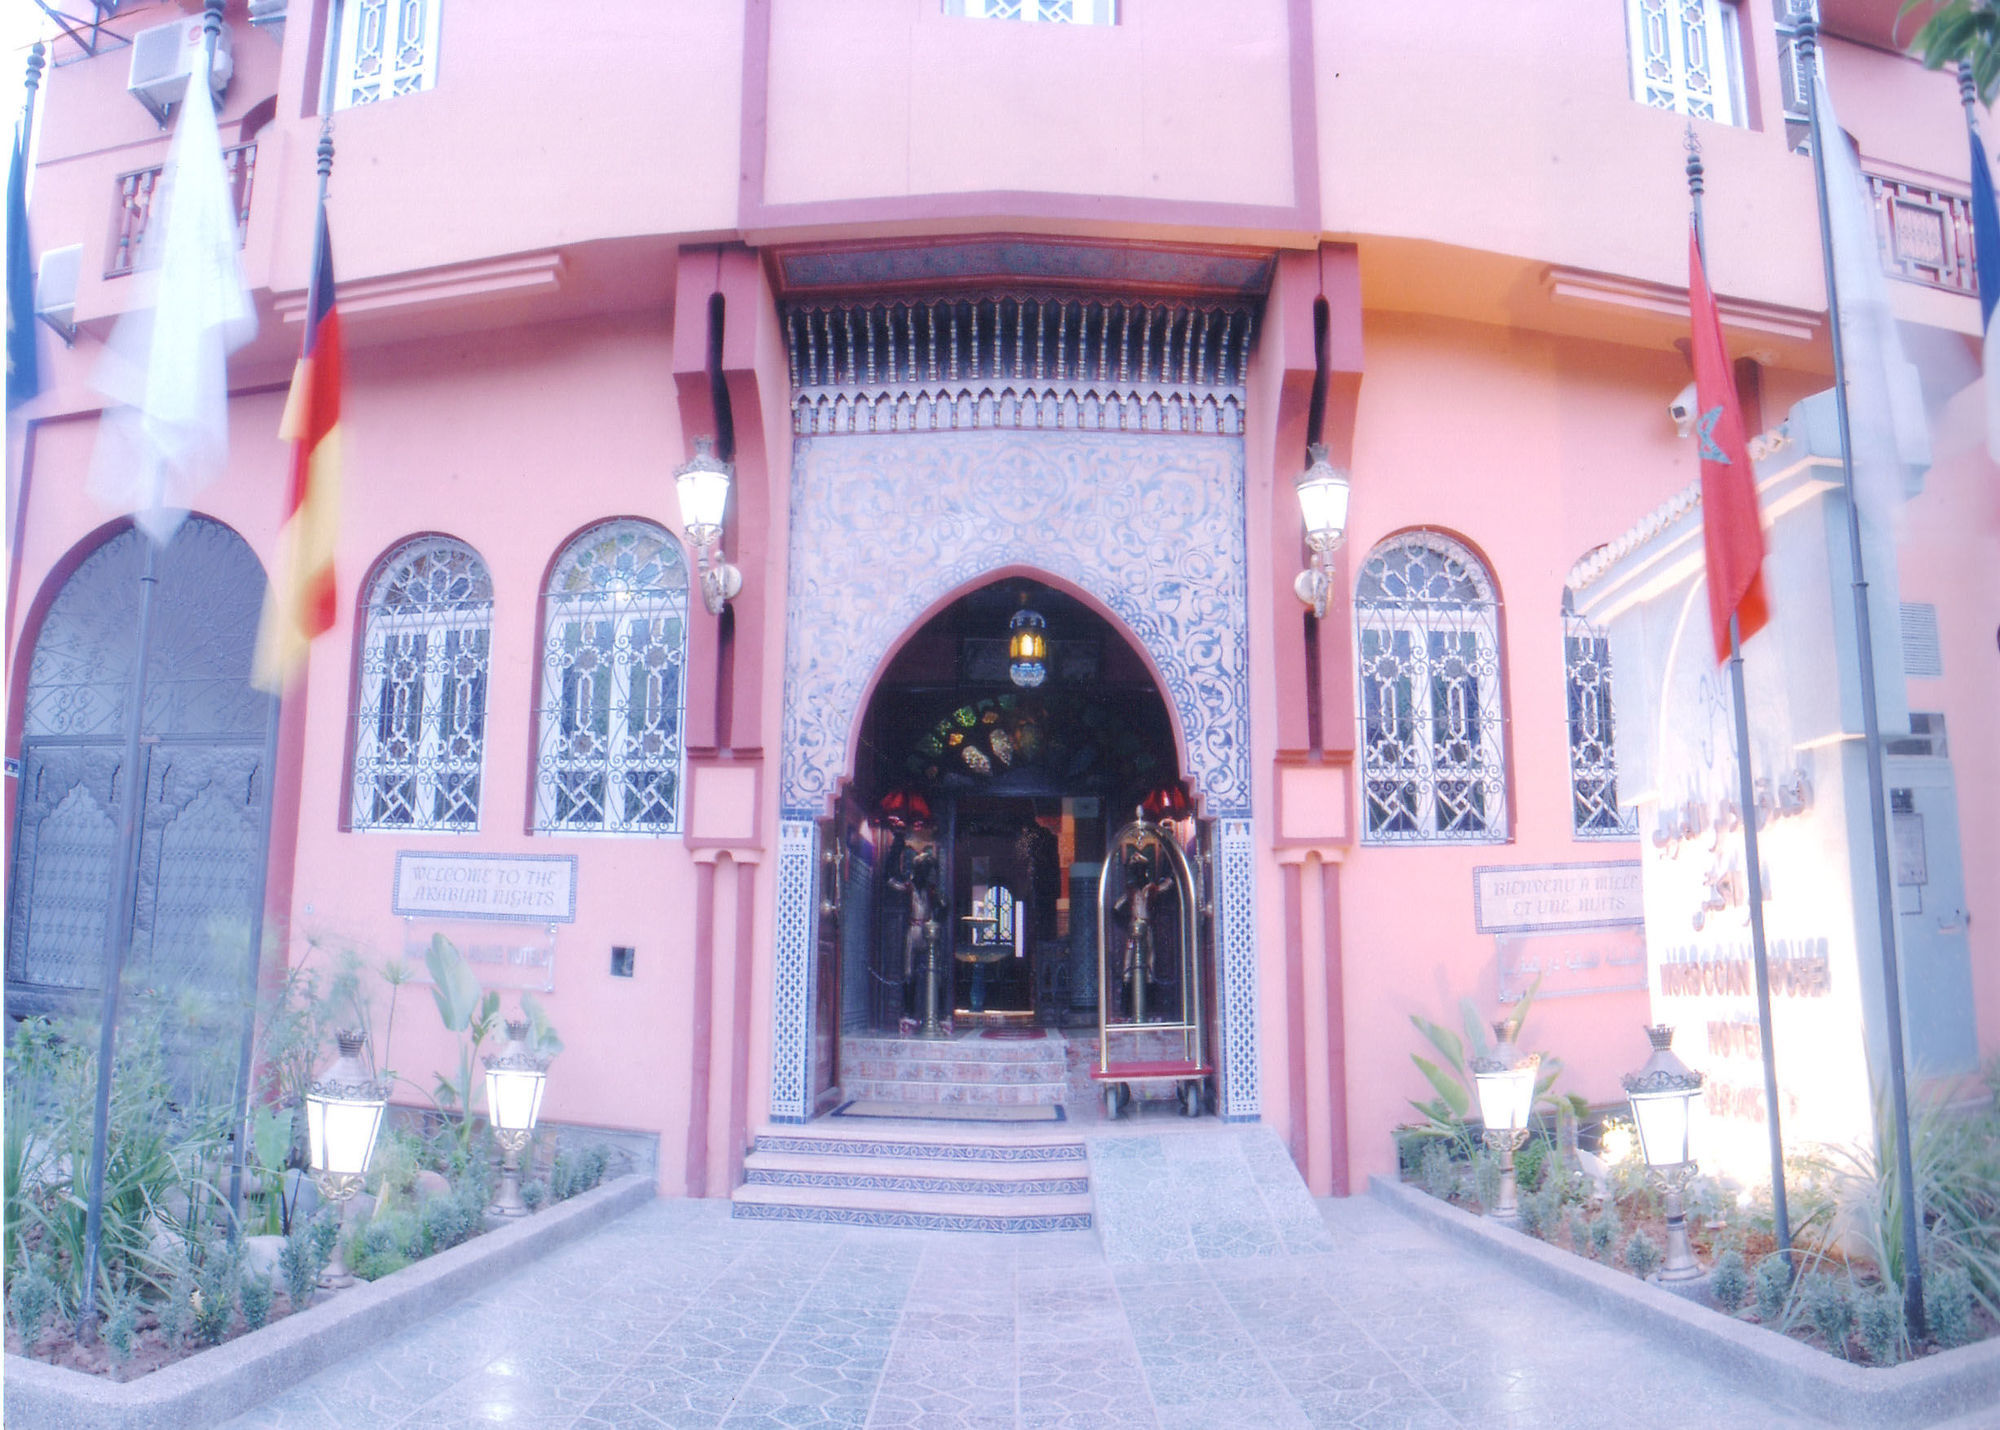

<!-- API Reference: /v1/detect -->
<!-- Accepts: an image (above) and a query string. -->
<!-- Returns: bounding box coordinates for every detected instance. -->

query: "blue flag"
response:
[1970,127,2000,460]
[5,122,38,411]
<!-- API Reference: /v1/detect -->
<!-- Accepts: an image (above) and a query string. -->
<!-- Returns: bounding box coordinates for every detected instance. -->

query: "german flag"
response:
[252,203,342,692]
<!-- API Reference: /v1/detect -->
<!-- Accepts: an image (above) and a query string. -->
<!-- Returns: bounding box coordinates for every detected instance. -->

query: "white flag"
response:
[89,63,255,546]
[1812,70,1929,546]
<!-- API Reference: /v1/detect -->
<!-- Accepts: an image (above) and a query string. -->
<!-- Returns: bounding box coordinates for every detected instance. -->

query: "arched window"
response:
[1355,531,1507,843]
[1562,591,1638,839]
[351,537,494,831]
[533,520,689,835]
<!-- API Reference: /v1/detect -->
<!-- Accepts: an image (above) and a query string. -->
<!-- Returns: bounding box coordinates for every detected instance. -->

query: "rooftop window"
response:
[943,1,1118,24]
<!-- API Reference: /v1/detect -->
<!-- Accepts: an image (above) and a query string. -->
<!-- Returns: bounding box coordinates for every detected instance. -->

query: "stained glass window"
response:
[533,520,689,836]
[1355,532,1507,844]
[333,0,443,110]
[1563,599,1638,840]
[351,536,492,832]
[1624,0,1744,126]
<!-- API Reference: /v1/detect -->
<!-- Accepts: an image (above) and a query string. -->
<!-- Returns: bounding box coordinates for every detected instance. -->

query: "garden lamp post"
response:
[1622,1024,1706,1282]
[674,435,743,615]
[1292,443,1352,619]
[483,1019,550,1217]
[305,1030,389,1288]
[1470,1018,1539,1221]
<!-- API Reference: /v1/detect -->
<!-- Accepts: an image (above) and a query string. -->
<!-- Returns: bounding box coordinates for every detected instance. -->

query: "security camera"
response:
[1669,381,1698,438]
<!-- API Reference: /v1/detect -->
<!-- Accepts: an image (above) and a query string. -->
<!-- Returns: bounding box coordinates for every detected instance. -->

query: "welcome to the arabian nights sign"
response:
[393,853,578,924]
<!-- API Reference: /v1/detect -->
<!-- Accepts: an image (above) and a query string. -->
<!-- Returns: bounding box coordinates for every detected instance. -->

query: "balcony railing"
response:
[1865,171,1977,299]
[106,143,256,279]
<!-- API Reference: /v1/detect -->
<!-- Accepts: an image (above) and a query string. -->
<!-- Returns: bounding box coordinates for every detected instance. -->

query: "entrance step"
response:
[838,1032,1070,1107]
[732,1122,1092,1232]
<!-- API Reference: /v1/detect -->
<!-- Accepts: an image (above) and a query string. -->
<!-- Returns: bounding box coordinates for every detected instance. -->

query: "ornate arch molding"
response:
[769,429,1260,1123]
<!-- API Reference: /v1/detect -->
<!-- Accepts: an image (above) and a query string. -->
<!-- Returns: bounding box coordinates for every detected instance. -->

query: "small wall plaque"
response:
[1473,860,1644,934]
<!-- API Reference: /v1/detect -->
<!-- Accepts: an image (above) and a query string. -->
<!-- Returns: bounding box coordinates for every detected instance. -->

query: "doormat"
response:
[979,1027,1047,1040]
[832,1101,1066,1123]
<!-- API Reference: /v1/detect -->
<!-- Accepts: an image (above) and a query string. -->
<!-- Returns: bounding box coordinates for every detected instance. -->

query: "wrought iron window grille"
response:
[1563,604,1638,840]
[332,0,442,111]
[784,291,1253,437]
[532,520,690,837]
[942,1,1117,24]
[1624,0,1747,127]
[1355,532,1508,845]
[350,537,493,833]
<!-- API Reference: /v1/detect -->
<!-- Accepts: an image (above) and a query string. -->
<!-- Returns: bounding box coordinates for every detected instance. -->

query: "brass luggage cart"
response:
[1093,815,1208,1118]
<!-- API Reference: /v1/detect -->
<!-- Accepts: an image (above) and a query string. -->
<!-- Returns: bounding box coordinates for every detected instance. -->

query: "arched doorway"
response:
[803,577,1211,1115]
[7,518,275,1018]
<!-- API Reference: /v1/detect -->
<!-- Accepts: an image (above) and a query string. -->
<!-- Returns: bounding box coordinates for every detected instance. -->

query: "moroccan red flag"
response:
[1687,223,1768,663]
[252,206,342,691]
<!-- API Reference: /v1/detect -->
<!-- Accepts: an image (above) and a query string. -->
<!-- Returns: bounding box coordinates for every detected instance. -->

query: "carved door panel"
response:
[130,743,267,999]
[7,745,126,990]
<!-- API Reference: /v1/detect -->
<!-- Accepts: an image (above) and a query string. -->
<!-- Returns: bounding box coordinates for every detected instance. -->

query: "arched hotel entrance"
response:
[802,577,1213,1117]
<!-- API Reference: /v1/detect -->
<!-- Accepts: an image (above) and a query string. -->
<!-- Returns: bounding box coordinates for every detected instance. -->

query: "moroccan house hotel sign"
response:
[1472,862,1644,935]
[393,853,579,924]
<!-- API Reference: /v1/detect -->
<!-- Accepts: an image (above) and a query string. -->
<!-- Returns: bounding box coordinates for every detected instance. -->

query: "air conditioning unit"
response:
[127,18,233,126]
[35,244,81,344]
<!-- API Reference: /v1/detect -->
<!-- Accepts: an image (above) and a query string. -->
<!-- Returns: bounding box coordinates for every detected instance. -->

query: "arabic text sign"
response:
[1496,928,1648,1001]
[393,853,577,924]
[1474,860,1643,934]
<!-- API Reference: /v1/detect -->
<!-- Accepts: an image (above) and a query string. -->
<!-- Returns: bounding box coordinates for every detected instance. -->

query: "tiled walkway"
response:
[217,1165,1842,1429]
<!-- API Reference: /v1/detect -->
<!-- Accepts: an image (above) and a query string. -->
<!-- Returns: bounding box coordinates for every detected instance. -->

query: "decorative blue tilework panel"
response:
[769,820,817,1122]
[776,432,1251,821]
[1218,819,1260,1120]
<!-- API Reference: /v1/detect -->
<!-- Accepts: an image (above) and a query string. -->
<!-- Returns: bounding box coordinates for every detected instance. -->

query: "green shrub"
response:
[1754,1253,1792,1322]
[1855,1285,1903,1365]
[104,1289,141,1361]
[521,1180,548,1213]
[1588,1207,1620,1260]
[1710,1248,1750,1313]
[239,1268,275,1333]
[1624,1230,1663,1279]
[308,1213,340,1269]
[347,1212,416,1282]
[280,1221,323,1311]
[1473,1151,1502,1211]
[1515,1136,1549,1194]
[1566,1208,1590,1254]
[156,1273,193,1349]
[190,1237,241,1345]
[7,1261,57,1345]
[418,1190,475,1257]
[1802,1274,1854,1356]
[1928,1264,1975,1349]
[1419,1143,1456,1200]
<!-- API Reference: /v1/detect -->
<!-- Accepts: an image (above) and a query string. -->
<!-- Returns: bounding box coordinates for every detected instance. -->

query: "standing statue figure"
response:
[886,843,943,1022]
[1112,837,1177,1008]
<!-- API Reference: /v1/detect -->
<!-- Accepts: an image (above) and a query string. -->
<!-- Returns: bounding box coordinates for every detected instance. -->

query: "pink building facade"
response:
[8,0,1996,1204]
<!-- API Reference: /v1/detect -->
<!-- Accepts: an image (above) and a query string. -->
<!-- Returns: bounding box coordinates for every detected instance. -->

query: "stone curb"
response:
[1370,1175,2000,1429]
[4,1172,656,1430]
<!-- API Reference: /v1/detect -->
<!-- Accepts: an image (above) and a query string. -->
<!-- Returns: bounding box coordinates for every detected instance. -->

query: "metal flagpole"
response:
[1685,132,1793,1270]
[21,40,43,157]
[226,115,333,1227]
[1797,16,1925,1335]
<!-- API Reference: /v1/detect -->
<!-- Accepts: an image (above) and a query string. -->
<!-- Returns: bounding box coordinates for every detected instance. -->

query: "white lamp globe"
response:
[484,1020,550,1135]
[674,435,734,551]
[1294,443,1352,554]
[305,1030,388,1179]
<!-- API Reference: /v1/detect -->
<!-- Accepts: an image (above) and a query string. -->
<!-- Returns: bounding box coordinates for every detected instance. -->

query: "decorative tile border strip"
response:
[1372,1176,2000,1430]
[752,1134,1087,1164]
[743,1169,1090,1197]
[3,1174,656,1430]
[732,1201,1092,1234]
